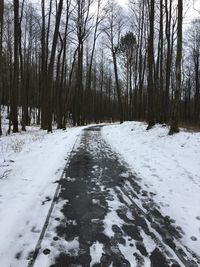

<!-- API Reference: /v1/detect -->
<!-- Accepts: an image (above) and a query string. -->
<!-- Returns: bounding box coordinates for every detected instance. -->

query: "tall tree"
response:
[169,0,183,134]
[119,31,136,120]
[47,0,64,132]
[41,0,52,130]
[72,0,92,126]
[104,0,124,123]
[19,0,25,131]
[0,0,4,136]
[192,20,200,123]
[85,0,102,123]
[147,0,155,129]
[137,0,146,121]
[164,0,173,123]
[158,0,164,123]
[12,0,19,133]
[57,0,72,129]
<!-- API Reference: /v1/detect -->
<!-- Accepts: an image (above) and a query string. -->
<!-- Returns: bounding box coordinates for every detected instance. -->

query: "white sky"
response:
[184,0,200,24]
[117,0,200,23]
[29,0,200,22]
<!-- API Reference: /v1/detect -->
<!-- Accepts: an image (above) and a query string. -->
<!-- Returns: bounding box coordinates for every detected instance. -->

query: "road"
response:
[32,125,200,267]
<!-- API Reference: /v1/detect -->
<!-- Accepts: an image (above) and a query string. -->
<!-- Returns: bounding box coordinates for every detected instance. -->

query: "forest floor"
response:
[0,122,200,267]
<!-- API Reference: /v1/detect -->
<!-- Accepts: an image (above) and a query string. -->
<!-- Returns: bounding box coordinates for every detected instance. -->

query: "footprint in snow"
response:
[190,236,197,241]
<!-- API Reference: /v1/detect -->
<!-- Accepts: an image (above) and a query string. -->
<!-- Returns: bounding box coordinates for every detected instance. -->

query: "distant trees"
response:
[119,32,136,121]
[182,18,200,125]
[128,0,187,133]
[129,0,147,121]
[0,0,199,135]
[192,20,200,123]
[72,0,93,126]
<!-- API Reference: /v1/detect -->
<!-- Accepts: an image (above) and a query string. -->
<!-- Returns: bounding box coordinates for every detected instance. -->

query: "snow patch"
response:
[102,122,200,255]
[90,241,104,266]
[0,125,84,266]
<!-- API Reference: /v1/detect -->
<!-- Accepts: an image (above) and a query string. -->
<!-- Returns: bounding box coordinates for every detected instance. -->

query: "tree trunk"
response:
[12,0,19,133]
[112,51,123,123]
[159,0,164,123]
[47,0,63,132]
[0,0,4,136]
[56,36,63,129]
[194,53,199,123]
[85,0,101,123]
[147,0,155,130]
[164,0,172,122]
[19,0,26,131]
[169,0,183,134]
[41,0,47,129]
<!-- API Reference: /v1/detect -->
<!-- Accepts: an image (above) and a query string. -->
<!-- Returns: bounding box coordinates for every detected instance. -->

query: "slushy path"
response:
[33,125,200,267]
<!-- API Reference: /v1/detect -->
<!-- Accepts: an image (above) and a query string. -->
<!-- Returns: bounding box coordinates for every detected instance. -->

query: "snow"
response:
[102,121,200,255]
[34,198,80,267]
[103,188,125,238]
[1,117,200,265]
[0,125,83,266]
[90,241,104,266]
[118,236,138,266]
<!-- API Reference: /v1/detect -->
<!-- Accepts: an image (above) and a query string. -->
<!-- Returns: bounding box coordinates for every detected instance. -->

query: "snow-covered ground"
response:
[1,116,200,266]
[102,121,200,255]
[0,125,83,266]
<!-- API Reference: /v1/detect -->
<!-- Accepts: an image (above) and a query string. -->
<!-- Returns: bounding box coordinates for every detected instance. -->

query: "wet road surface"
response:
[32,125,200,267]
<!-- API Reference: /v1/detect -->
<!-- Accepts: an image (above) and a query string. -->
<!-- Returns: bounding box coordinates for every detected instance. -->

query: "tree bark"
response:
[147,0,155,130]
[169,0,183,134]
[164,0,172,122]
[12,0,19,133]
[0,0,4,136]
[47,0,63,132]
[112,50,123,123]
[41,0,47,129]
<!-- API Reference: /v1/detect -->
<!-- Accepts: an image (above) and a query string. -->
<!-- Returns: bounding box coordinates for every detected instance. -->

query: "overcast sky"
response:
[117,0,200,24]
[29,0,200,26]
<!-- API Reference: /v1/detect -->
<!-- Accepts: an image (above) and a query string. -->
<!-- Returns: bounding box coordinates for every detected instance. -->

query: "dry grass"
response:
[179,123,200,132]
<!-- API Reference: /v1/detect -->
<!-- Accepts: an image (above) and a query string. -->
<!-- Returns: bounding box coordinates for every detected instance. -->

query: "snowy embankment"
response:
[102,122,200,255]
[0,125,83,266]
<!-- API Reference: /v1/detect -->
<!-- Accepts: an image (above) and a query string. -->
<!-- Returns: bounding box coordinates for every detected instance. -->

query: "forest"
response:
[1,1,200,265]
[0,0,199,135]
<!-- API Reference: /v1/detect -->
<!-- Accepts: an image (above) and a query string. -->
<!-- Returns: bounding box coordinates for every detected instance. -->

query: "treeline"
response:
[0,0,199,135]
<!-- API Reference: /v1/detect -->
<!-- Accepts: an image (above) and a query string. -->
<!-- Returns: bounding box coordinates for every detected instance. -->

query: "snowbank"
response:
[0,126,83,266]
[102,121,200,255]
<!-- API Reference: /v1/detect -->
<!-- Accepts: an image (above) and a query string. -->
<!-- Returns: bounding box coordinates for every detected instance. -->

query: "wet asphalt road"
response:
[35,125,200,267]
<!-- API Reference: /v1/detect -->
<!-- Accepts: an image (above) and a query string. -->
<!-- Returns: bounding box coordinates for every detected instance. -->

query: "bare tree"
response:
[47,0,64,132]
[72,0,93,126]
[104,0,124,123]
[41,0,53,130]
[12,0,20,133]
[192,19,200,123]
[119,32,136,120]
[85,0,102,123]
[57,0,73,129]
[147,0,155,130]
[0,0,4,135]
[169,0,183,134]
